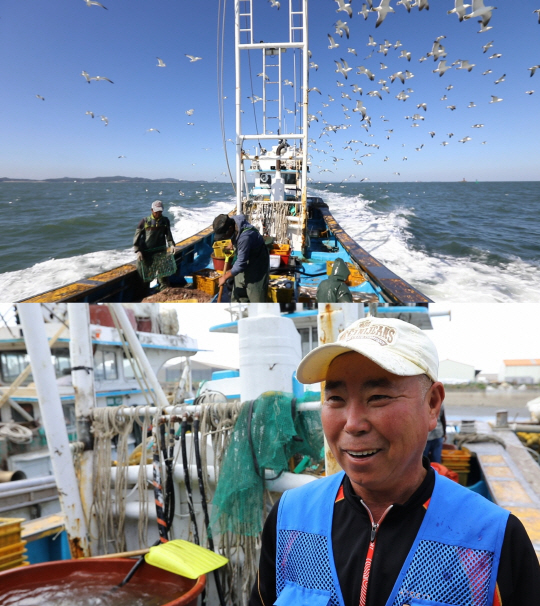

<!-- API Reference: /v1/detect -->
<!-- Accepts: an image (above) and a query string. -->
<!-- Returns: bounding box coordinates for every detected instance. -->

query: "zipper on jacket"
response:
[358,500,393,606]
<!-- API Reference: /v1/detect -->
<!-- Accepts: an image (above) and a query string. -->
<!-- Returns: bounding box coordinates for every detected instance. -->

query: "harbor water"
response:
[0,180,538,302]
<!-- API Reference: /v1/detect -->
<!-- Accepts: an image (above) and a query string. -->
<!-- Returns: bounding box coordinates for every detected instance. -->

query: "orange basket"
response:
[326,261,366,286]
[192,269,221,296]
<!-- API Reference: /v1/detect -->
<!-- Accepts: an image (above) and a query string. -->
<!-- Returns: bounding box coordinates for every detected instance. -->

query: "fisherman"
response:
[213,213,270,302]
[133,200,175,291]
[423,404,446,463]
[316,257,354,303]
[249,316,540,606]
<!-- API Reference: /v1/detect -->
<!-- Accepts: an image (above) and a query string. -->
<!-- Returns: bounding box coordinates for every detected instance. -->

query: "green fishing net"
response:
[211,391,323,537]
[137,249,177,282]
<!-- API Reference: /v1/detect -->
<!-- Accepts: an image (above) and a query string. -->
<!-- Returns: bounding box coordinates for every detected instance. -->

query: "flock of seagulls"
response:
[297,0,540,177]
[30,0,538,176]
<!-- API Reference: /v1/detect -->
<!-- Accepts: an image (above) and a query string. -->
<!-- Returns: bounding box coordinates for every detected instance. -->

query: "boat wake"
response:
[0,197,236,302]
[324,191,540,303]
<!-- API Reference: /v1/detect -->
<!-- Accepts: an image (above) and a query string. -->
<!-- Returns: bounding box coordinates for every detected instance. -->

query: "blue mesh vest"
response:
[275,470,509,606]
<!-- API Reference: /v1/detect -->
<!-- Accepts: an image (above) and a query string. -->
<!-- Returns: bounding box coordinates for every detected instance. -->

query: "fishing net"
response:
[137,248,177,282]
[209,391,323,604]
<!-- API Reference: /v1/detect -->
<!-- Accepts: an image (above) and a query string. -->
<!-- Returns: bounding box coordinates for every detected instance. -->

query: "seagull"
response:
[185,55,202,62]
[85,111,94,118]
[482,69,492,75]
[456,60,475,72]
[374,0,395,28]
[351,84,363,94]
[489,53,502,59]
[390,71,405,83]
[269,0,280,8]
[396,91,410,101]
[186,109,195,115]
[463,0,496,27]
[482,40,494,53]
[441,141,449,146]
[118,155,126,158]
[525,90,535,95]
[534,8,540,23]
[335,58,353,79]
[477,22,493,33]
[399,49,412,61]
[448,133,454,138]
[494,74,505,84]
[147,128,161,133]
[489,95,503,103]
[528,65,540,77]
[428,131,436,137]
[459,136,472,143]
[468,101,476,107]
[257,72,269,80]
[353,100,367,119]
[418,0,430,10]
[448,0,470,21]
[36,94,45,100]
[367,35,378,47]
[283,79,294,86]
[328,34,340,49]
[84,73,113,83]
[348,47,357,55]
[156,57,166,67]
[433,60,451,76]
[334,0,353,18]
[99,115,108,126]
[358,3,370,19]
[471,124,484,128]
[367,90,383,99]
[447,105,457,110]
[83,0,107,8]
[397,0,412,12]
[309,62,319,70]
[357,66,375,80]
[417,102,427,111]
[335,20,350,38]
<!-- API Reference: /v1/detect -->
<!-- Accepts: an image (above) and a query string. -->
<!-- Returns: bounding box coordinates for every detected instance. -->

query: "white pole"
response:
[107,304,170,409]
[68,303,97,555]
[17,304,90,558]
[235,0,243,213]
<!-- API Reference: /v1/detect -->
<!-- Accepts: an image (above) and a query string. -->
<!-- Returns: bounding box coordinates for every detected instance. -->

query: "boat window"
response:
[0,351,30,383]
[298,326,319,358]
[51,349,70,376]
[282,173,296,185]
[123,354,136,379]
[94,349,118,381]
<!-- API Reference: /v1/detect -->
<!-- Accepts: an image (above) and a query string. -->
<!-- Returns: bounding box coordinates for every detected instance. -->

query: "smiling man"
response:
[249,317,540,606]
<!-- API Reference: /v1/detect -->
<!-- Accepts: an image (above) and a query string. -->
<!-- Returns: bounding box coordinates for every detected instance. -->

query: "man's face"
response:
[152,210,163,219]
[322,351,443,501]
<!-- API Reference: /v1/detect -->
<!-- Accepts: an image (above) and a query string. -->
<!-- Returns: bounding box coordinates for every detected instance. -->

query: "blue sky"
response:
[1,0,539,182]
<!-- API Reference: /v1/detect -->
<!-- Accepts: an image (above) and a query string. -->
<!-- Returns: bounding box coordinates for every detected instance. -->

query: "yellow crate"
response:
[0,544,26,567]
[0,541,26,559]
[326,261,366,286]
[0,556,27,572]
[212,239,233,259]
[193,269,221,296]
[0,518,24,548]
[268,286,294,303]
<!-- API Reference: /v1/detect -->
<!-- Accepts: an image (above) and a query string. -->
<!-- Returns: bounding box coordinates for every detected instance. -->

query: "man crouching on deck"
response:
[249,317,540,606]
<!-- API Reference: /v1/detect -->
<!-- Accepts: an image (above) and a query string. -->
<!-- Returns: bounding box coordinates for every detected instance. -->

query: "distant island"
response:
[0,176,196,183]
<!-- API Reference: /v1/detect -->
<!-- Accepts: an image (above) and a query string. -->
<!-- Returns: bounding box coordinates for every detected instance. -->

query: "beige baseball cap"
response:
[296,316,438,384]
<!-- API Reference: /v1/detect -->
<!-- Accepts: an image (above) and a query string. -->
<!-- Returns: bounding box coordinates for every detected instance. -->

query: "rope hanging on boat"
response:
[0,422,33,444]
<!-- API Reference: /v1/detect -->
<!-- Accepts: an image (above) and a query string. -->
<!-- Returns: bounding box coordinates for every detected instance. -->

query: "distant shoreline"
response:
[0,176,196,184]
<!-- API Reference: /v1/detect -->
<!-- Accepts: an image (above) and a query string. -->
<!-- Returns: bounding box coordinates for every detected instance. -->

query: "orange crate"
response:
[193,269,221,296]
[326,261,366,286]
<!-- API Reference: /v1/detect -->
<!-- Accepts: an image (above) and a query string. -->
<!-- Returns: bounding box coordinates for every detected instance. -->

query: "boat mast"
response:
[234,0,309,217]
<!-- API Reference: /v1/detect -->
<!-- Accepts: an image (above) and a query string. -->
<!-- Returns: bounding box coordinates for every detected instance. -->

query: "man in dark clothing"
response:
[317,257,354,303]
[249,317,540,606]
[133,200,175,290]
[213,213,270,302]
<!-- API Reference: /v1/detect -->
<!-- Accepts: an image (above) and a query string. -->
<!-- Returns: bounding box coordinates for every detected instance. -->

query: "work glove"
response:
[136,251,144,262]
[167,244,175,254]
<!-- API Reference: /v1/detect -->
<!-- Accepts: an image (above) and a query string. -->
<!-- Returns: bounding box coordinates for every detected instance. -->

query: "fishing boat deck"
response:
[466,422,540,560]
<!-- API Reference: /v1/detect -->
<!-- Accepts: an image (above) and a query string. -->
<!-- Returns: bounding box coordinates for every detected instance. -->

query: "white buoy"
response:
[239,306,301,401]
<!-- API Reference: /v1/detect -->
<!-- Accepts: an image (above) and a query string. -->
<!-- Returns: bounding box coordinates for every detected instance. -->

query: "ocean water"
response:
[0,180,538,302]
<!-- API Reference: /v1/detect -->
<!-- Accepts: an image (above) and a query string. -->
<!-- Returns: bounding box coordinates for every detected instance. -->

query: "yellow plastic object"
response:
[0,518,25,548]
[212,239,233,259]
[193,269,221,296]
[144,539,228,579]
[325,261,366,286]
